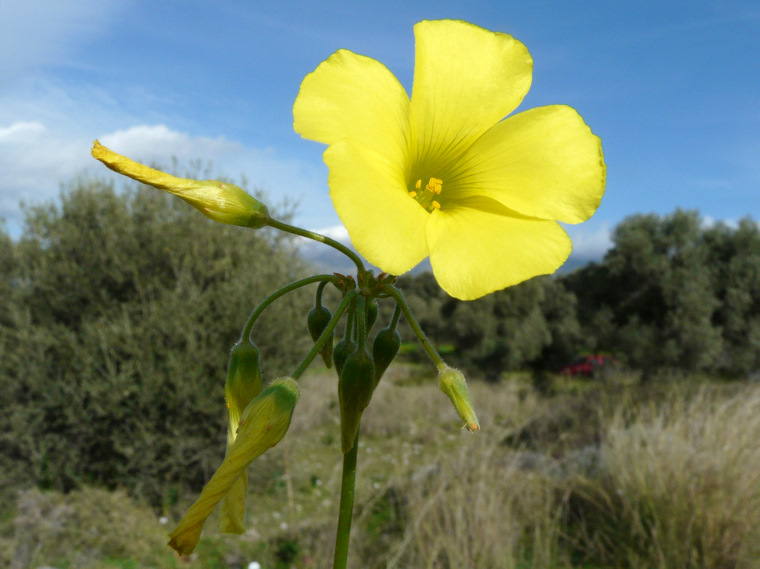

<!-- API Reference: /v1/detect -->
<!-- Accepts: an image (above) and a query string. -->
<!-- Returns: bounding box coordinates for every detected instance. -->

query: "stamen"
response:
[426,177,443,195]
[409,177,444,212]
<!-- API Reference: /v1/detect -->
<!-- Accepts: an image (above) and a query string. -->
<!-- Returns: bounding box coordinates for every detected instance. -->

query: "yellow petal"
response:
[450,105,606,223]
[218,474,247,534]
[324,139,429,275]
[426,201,571,300]
[409,20,532,175]
[293,49,410,166]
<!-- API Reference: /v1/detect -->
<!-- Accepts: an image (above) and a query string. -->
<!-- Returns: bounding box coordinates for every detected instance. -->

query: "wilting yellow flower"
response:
[168,378,299,556]
[438,366,480,432]
[294,20,605,300]
[91,140,270,228]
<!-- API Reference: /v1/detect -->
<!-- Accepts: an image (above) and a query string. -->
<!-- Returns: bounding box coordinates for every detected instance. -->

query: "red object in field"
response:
[560,354,617,377]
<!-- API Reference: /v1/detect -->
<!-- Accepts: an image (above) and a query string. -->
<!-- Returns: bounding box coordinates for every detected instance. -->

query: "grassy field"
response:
[3,364,760,569]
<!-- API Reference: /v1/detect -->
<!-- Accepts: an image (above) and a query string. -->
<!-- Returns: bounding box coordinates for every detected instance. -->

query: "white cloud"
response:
[0,121,332,238]
[97,124,334,225]
[313,223,350,242]
[0,121,46,139]
[701,215,739,229]
[565,223,613,262]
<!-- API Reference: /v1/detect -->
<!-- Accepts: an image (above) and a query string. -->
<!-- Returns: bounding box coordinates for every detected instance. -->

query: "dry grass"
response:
[573,384,760,569]
[381,437,568,569]
[5,367,760,569]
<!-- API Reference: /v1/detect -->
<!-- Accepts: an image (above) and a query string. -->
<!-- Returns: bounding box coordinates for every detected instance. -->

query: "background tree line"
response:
[2,177,759,505]
[0,175,313,506]
[398,209,760,379]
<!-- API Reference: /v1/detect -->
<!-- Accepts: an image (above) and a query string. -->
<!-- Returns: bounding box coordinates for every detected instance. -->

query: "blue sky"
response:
[1,0,758,266]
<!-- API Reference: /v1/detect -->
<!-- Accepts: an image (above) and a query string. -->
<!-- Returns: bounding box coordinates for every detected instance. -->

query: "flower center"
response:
[409,177,443,212]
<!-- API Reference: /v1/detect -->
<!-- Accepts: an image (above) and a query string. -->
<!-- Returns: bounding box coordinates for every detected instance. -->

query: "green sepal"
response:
[372,327,400,388]
[333,338,356,377]
[338,348,375,453]
[365,298,378,333]
[307,305,333,368]
[225,341,264,439]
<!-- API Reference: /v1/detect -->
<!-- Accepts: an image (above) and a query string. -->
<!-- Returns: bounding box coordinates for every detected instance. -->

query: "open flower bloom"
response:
[91,140,270,228]
[294,20,605,300]
[168,378,299,556]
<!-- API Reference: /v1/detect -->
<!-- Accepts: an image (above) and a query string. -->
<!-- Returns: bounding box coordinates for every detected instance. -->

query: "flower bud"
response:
[333,337,356,376]
[168,378,299,556]
[92,140,270,228]
[219,340,263,533]
[438,366,480,432]
[372,326,400,388]
[225,341,264,443]
[338,348,375,453]
[307,305,333,368]
[365,298,378,333]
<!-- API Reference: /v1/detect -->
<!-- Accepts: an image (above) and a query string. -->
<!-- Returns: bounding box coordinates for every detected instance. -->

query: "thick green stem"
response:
[292,290,357,380]
[333,430,359,569]
[267,218,366,275]
[386,286,446,371]
[241,274,338,342]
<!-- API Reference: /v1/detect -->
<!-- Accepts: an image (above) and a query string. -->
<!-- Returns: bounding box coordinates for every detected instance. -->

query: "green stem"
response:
[292,290,357,380]
[241,274,338,342]
[386,286,446,371]
[389,303,401,331]
[333,429,359,569]
[315,280,329,308]
[267,218,366,275]
[355,295,367,350]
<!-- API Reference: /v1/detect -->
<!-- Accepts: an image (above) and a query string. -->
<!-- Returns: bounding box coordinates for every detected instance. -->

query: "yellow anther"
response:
[426,177,443,195]
[409,176,444,212]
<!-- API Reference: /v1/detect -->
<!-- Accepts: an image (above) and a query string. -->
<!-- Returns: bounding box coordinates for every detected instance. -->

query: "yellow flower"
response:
[293,20,605,300]
[168,378,299,556]
[91,140,270,228]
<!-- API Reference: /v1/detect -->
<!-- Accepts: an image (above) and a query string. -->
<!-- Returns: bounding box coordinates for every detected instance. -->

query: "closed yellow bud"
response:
[168,378,299,556]
[92,140,270,228]
[219,340,264,533]
[438,366,480,432]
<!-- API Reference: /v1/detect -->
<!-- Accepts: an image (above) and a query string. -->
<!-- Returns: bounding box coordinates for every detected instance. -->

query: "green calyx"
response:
[333,338,356,376]
[308,305,334,368]
[225,340,264,441]
[372,327,400,388]
[365,298,378,333]
[338,347,375,453]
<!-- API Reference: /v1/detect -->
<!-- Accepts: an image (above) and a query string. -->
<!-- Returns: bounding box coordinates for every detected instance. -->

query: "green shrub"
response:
[0,176,313,505]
